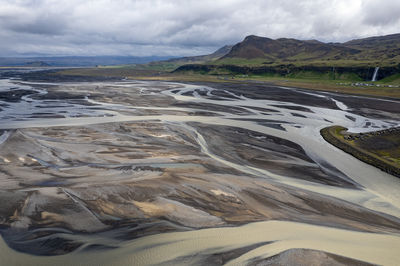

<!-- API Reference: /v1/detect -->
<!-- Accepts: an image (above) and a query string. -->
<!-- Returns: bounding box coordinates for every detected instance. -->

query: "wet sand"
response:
[0,76,400,265]
[1,220,400,266]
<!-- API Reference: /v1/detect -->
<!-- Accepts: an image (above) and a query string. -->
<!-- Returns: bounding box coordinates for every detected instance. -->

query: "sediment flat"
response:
[0,74,400,265]
[1,220,400,266]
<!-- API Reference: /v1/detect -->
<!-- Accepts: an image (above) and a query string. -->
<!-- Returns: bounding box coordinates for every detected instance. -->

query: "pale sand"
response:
[1,79,400,264]
[1,220,400,266]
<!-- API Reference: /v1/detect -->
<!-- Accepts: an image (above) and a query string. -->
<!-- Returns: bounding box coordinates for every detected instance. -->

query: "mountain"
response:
[173,34,400,81]
[222,35,359,61]
[143,45,233,71]
[344,33,400,50]
[218,34,400,67]
[341,33,400,63]
[166,45,233,64]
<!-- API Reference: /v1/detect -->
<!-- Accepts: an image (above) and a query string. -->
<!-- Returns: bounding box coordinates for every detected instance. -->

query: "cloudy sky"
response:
[0,0,399,57]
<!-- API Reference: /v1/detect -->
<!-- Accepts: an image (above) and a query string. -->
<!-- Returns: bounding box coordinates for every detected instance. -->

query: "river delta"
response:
[0,73,400,265]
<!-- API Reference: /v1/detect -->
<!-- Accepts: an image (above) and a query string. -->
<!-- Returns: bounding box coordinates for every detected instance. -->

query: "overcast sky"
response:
[0,0,399,57]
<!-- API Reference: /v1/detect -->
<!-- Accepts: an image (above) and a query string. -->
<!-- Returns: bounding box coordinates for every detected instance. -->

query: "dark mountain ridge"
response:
[173,33,400,81]
[219,33,400,66]
[222,35,360,61]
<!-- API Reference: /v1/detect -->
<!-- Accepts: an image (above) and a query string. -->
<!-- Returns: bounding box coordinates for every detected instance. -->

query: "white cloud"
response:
[0,0,399,56]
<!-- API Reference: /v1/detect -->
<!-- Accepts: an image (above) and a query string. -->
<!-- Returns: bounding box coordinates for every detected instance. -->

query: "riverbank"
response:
[320,126,400,178]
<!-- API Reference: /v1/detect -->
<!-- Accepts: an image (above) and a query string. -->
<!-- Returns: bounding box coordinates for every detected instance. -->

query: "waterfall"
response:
[372,67,379,81]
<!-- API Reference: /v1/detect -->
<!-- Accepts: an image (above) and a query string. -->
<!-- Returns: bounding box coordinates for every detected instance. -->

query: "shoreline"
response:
[320,126,400,178]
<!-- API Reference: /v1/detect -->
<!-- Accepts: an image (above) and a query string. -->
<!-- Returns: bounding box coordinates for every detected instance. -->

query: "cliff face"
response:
[174,63,400,81]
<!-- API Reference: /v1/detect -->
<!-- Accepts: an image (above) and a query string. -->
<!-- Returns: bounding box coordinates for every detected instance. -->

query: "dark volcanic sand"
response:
[0,74,399,265]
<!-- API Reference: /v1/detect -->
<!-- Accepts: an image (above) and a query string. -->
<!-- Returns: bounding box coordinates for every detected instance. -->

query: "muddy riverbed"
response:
[0,73,400,265]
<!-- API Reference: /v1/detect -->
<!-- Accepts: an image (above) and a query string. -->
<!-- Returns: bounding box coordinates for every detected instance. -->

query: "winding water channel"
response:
[0,75,400,265]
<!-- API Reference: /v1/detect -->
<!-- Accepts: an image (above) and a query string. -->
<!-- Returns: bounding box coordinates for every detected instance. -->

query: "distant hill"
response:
[0,56,175,67]
[217,34,400,67]
[165,45,233,64]
[24,61,51,67]
[143,45,233,71]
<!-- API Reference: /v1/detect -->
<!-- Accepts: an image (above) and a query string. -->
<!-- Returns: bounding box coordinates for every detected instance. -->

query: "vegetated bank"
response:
[320,126,400,178]
[174,64,400,81]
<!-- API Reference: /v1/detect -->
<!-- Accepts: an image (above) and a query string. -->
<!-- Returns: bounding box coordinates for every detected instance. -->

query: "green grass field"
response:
[321,126,400,178]
[379,73,400,85]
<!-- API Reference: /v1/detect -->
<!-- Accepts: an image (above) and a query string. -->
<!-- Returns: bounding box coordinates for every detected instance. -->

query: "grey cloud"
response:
[0,1,68,35]
[0,0,399,56]
[362,0,400,26]
[6,16,67,35]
